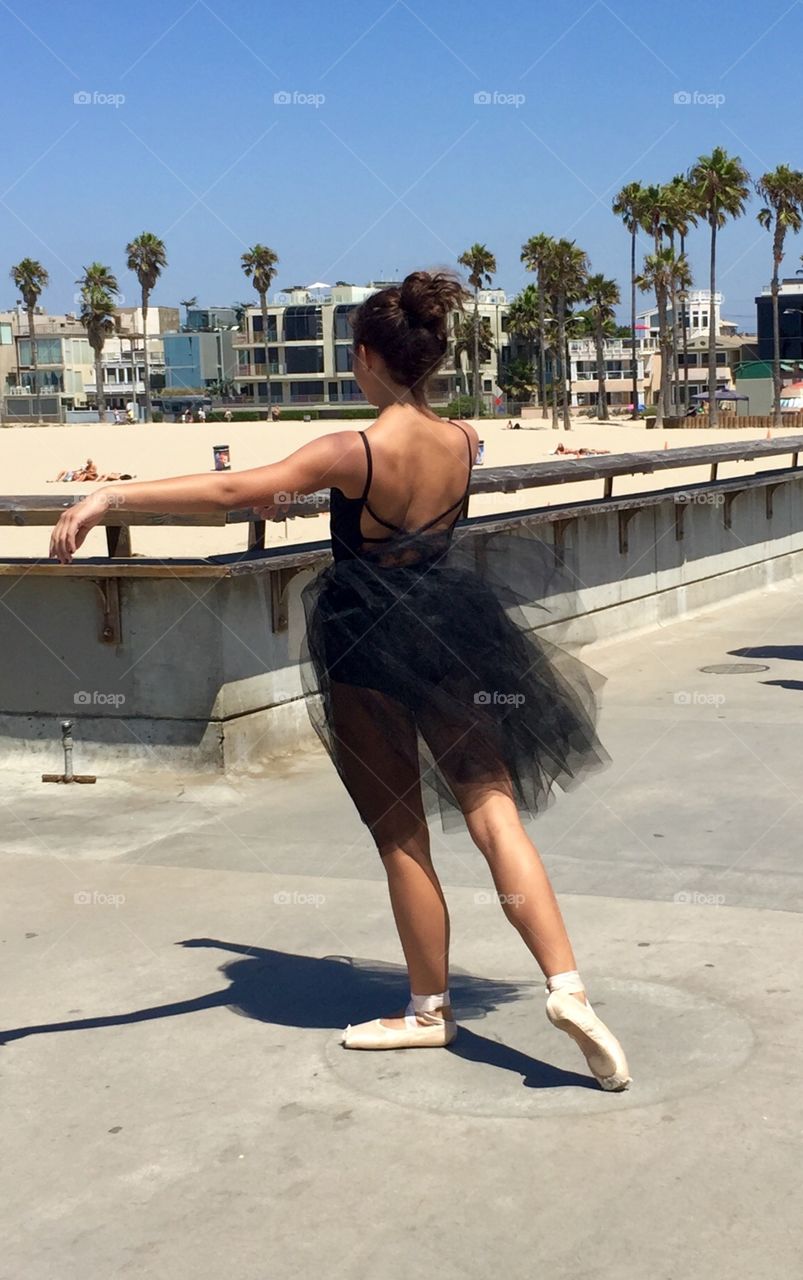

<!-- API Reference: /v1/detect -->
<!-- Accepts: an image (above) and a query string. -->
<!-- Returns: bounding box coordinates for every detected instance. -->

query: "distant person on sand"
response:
[224,409,233,423]
[197,406,207,423]
[551,443,610,457]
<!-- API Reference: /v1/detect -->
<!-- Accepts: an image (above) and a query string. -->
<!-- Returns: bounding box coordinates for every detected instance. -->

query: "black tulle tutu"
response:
[300,524,611,839]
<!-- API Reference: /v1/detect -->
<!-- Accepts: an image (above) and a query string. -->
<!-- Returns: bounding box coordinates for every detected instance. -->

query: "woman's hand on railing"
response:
[49,490,114,564]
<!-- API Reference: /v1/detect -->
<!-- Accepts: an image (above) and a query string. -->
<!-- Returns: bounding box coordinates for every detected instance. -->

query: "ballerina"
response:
[48,270,630,1091]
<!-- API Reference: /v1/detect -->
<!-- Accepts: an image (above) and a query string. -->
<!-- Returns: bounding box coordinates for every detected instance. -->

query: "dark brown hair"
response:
[351,270,467,391]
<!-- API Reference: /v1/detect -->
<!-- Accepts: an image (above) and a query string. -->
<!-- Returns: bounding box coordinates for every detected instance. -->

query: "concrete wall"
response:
[2,476,802,776]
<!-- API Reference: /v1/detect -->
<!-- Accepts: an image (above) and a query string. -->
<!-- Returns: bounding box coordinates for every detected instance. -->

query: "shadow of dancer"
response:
[0,938,595,1090]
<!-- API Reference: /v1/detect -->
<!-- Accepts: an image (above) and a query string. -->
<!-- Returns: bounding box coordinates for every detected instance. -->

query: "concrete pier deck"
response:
[2,578,802,1278]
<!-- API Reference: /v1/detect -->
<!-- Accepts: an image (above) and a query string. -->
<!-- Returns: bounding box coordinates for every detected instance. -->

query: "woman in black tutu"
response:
[49,270,630,1090]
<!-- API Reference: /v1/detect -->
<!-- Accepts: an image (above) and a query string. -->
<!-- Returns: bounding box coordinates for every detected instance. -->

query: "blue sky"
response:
[1,0,800,328]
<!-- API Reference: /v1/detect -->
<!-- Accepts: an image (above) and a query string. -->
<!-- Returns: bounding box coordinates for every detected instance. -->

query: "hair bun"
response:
[399,271,466,328]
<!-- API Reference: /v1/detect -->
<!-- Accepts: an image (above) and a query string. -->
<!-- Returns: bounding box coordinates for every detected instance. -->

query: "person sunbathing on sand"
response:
[550,443,610,457]
[50,459,135,482]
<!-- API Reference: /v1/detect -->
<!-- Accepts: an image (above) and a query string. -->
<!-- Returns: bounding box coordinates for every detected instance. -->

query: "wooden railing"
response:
[2,434,802,558]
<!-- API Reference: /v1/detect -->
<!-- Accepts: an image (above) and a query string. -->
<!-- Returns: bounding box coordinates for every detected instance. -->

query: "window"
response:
[284,306,322,342]
[289,381,323,401]
[328,381,338,400]
[286,346,324,374]
[251,314,278,341]
[335,345,353,373]
[334,305,356,340]
[0,322,12,345]
[19,337,62,365]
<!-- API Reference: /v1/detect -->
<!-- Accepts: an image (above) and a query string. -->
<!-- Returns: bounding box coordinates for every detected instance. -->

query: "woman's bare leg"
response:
[329,684,453,1026]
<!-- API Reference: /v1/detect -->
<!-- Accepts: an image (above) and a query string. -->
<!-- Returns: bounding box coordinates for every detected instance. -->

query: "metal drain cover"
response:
[698,663,770,675]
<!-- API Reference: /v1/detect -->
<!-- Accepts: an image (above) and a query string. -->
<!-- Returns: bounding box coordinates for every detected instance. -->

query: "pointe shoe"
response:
[341,1000,457,1050]
[545,973,631,1092]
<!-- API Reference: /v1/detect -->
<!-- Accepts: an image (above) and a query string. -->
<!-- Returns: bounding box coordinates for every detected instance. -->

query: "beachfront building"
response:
[232,282,511,410]
[568,338,649,411]
[755,279,803,365]
[2,305,176,418]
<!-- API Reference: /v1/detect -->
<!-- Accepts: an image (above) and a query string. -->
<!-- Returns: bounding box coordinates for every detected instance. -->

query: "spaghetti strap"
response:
[358,430,373,502]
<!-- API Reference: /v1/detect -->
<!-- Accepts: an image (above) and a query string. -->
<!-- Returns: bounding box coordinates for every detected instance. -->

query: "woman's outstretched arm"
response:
[48,430,366,563]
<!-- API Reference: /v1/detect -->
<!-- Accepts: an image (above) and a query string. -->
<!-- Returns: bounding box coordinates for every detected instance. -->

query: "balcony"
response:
[235,362,284,377]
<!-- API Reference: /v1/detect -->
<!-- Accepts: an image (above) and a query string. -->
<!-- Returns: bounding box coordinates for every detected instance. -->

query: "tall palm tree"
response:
[636,248,691,430]
[544,239,589,431]
[689,147,751,427]
[521,233,556,420]
[665,174,700,409]
[584,273,621,420]
[453,313,494,396]
[241,244,280,411]
[10,257,50,421]
[756,165,803,427]
[506,285,540,405]
[612,183,644,419]
[458,243,497,418]
[77,263,120,419]
[126,231,167,422]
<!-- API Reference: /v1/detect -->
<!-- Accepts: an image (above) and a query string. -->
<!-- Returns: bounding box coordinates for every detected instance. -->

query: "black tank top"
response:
[329,422,474,563]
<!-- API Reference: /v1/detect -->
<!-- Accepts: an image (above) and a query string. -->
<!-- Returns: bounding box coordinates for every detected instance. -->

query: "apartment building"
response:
[232,283,511,409]
[3,306,175,417]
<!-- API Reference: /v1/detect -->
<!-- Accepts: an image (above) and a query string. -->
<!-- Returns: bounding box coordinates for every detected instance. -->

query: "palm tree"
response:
[521,233,556,419]
[584,273,621,420]
[636,248,691,430]
[126,232,167,422]
[241,244,280,411]
[10,257,50,420]
[453,313,494,396]
[506,285,540,405]
[180,296,198,327]
[689,147,751,426]
[612,183,645,419]
[665,175,700,409]
[77,263,120,419]
[756,165,803,427]
[544,239,589,430]
[458,243,497,417]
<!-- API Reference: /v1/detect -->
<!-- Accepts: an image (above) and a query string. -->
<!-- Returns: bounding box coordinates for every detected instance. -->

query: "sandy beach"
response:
[2,415,801,560]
